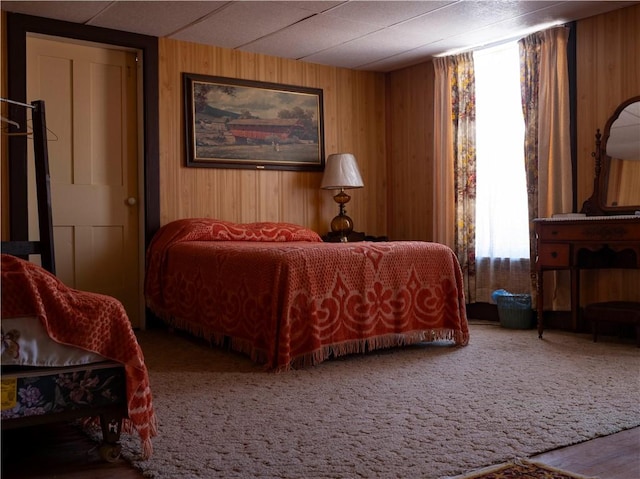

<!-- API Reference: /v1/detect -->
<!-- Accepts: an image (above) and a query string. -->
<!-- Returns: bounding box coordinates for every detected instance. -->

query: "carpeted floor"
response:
[108,322,639,479]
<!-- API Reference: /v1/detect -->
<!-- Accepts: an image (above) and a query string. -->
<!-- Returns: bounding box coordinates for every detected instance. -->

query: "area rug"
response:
[101,322,639,479]
[450,459,598,479]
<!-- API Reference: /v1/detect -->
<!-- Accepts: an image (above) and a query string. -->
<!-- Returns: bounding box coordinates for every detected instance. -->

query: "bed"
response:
[145,218,469,371]
[1,254,157,460]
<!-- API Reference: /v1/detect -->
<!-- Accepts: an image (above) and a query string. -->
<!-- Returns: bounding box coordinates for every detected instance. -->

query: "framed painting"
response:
[183,73,325,171]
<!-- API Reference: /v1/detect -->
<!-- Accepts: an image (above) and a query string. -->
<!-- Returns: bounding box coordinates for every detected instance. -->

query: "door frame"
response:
[6,12,160,251]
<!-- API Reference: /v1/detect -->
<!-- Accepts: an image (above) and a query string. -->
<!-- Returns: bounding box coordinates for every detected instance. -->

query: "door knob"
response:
[126,197,137,206]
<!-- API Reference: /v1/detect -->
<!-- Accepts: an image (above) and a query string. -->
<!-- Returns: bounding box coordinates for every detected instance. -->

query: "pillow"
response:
[152,218,323,245]
[209,220,323,242]
[145,219,323,297]
[2,316,107,367]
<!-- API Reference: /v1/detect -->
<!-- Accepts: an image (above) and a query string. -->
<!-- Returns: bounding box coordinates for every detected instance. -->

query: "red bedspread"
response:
[1,254,157,458]
[145,219,469,371]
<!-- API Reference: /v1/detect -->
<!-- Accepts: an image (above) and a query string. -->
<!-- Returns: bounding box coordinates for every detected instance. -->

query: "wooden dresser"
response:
[533,215,640,338]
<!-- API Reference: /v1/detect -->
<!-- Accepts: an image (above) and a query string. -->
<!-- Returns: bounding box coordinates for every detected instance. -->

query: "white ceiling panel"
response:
[87,1,227,37]
[322,0,455,26]
[526,0,639,24]
[241,12,381,59]
[283,1,345,14]
[361,42,446,71]
[170,1,318,48]
[304,27,433,69]
[397,1,560,41]
[2,1,637,72]
[1,0,110,23]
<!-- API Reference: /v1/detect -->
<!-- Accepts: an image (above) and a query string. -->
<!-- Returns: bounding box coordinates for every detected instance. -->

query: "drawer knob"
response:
[551,252,558,258]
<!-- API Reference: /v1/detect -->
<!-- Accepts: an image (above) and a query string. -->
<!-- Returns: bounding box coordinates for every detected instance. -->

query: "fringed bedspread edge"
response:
[148,304,468,372]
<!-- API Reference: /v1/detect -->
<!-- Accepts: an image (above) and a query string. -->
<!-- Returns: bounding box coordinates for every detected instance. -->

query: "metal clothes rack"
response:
[1,98,56,274]
[1,97,35,108]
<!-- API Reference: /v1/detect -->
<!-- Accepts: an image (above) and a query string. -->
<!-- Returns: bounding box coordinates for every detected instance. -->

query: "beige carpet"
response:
[110,322,640,479]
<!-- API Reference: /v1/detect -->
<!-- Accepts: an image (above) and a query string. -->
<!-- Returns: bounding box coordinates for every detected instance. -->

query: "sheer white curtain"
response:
[474,42,531,301]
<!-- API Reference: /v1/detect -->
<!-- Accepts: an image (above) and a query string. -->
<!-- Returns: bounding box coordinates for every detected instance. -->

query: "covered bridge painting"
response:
[226,119,305,144]
[185,73,324,170]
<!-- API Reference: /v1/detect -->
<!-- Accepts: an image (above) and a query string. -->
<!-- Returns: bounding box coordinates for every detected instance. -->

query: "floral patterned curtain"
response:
[520,31,541,306]
[433,52,477,302]
[519,27,572,309]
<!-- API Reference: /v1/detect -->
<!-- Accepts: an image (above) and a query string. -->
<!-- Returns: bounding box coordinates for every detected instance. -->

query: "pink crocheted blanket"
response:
[1,254,157,458]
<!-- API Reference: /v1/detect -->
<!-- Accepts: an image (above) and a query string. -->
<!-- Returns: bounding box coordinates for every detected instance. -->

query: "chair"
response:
[584,301,640,347]
[1,99,128,461]
[1,99,55,273]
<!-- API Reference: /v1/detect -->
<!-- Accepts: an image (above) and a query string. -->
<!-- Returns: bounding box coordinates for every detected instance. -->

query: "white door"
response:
[27,36,142,327]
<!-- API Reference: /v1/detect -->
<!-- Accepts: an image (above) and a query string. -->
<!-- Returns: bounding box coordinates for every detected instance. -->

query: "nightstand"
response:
[321,231,388,243]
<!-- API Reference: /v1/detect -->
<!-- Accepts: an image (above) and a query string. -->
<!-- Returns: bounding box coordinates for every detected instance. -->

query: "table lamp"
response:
[320,153,364,242]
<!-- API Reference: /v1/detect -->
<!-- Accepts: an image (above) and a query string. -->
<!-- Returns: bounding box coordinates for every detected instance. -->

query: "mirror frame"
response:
[581,95,640,216]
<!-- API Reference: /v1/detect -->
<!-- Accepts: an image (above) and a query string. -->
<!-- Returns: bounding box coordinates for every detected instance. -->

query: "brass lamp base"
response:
[330,214,354,242]
[330,189,354,242]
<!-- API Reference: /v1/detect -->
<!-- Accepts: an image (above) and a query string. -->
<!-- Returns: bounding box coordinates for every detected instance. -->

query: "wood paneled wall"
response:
[158,38,387,237]
[575,4,640,207]
[386,4,640,303]
[575,4,640,304]
[385,61,435,241]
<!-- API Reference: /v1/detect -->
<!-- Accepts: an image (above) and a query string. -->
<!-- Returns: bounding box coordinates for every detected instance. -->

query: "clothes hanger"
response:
[1,114,20,128]
[1,114,33,137]
[1,97,33,136]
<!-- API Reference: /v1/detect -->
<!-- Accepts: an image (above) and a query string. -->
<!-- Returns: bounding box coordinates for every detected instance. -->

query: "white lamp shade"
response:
[320,153,364,190]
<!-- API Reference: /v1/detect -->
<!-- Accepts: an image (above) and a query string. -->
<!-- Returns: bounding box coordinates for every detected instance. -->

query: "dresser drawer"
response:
[535,219,640,241]
[537,243,570,267]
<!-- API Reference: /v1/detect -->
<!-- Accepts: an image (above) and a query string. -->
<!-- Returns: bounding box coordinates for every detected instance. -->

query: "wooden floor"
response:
[1,423,638,478]
[1,423,143,479]
[531,426,640,478]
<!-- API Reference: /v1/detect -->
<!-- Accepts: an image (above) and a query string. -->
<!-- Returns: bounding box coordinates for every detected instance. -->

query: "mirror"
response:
[581,96,640,216]
[604,98,640,208]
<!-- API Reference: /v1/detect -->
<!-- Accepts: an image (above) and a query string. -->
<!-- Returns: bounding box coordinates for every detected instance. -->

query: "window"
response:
[474,42,530,259]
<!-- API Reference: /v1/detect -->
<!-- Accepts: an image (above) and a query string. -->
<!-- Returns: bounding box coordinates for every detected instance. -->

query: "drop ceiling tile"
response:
[1,1,110,23]
[360,43,447,72]
[170,1,316,48]
[241,13,381,60]
[286,1,344,14]
[530,1,638,23]
[401,1,638,58]
[399,1,564,40]
[323,0,455,26]
[302,27,432,69]
[87,1,227,37]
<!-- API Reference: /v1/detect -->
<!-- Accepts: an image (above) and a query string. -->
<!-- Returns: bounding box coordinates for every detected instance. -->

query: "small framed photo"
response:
[183,73,325,171]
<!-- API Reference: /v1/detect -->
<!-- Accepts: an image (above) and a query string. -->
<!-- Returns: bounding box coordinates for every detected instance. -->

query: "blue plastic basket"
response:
[496,294,533,329]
